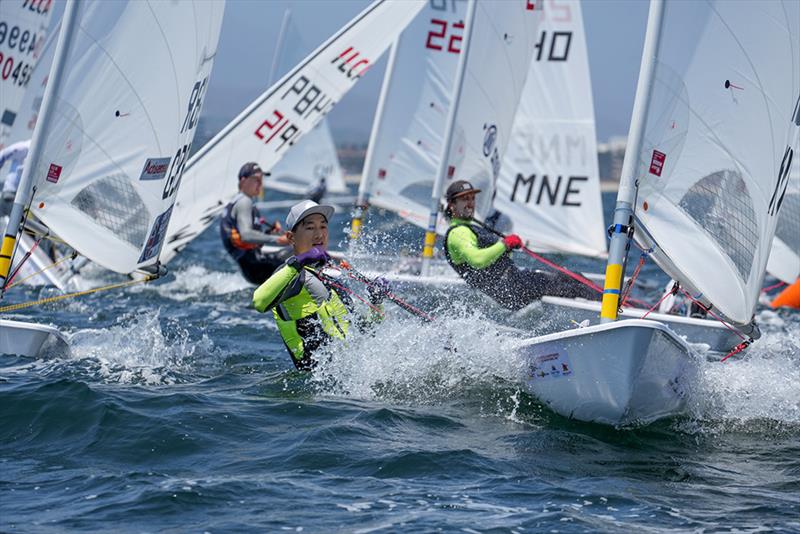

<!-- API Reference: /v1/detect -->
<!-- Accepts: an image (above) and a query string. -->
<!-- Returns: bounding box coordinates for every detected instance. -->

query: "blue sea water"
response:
[1,192,799,532]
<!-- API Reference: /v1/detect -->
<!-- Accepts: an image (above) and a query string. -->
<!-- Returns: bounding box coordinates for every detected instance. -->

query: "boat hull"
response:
[518,319,696,426]
[0,319,69,358]
[540,295,743,353]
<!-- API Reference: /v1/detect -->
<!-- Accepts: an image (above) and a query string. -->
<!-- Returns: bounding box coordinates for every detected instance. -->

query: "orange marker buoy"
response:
[771,278,800,310]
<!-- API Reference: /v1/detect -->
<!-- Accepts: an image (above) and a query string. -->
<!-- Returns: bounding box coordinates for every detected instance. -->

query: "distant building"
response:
[597,136,627,183]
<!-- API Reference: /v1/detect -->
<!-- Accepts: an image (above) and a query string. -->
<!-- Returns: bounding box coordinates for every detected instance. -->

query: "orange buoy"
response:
[771,278,800,310]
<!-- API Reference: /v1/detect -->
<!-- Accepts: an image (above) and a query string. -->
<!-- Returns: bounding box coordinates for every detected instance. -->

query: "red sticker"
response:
[46,163,62,183]
[649,150,666,176]
[377,168,386,179]
[447,165,456,179]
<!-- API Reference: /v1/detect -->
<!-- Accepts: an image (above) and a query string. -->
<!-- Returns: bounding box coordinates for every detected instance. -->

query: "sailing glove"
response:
[503,234,523,250]
[367,276,391,304]
[294,246,330,266]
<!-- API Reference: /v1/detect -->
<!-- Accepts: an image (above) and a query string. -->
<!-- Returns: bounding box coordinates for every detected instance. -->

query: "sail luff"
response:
[600,0,664,322]
[420,0,477,276]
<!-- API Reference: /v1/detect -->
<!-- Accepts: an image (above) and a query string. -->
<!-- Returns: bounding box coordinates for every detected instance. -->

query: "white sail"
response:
[434,0,542,223]
[25,0,225,274]
[267,10,346,196]
[767,169,800,284]
[5,20,58,147]
[492,0,605,257]
[0,0,54,149]
[161,0,425,263]
[632,0,800,325]
[364,0,467,232]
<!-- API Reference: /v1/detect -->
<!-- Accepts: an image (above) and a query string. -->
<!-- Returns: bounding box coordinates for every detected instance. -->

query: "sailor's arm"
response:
[447,226,507,268]
[234,196,281,244]
[253,264,299,312]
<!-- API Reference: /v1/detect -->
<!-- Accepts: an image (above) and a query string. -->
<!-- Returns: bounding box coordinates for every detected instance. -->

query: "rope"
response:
[5,236,42,289]
[0,276,153,313]
[338,260,436,322]
[761,280,787,293]
[640,282,680,319]
[620,249,652,308]
[312,269,385,317]
[677,288,748,343]
[6,252,77,290]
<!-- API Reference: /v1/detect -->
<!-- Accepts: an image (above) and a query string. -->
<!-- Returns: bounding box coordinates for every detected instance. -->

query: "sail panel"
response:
[29,0,225,273]
[0,0,54,149]
[493,0,605,257]
[267,12,346,195]
[366,0,467,233]
[161,0,425,263]
[441,0,542,222]
[633,0,800,324]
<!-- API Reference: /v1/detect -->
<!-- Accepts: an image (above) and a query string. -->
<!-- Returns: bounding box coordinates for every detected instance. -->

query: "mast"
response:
[600,0,664,322]
[419,0,477,276]
[350,39,400,240]
[0,0,82,290]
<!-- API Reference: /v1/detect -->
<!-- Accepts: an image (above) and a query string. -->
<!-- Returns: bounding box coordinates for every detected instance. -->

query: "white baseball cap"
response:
[286,200,335,231]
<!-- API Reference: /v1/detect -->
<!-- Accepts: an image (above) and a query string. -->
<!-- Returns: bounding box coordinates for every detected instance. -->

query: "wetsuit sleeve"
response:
[253,263,299,312]
[234,196,281,245]
[446,225,506,269]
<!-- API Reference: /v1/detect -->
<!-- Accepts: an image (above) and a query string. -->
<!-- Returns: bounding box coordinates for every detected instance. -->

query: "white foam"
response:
[685,317,800,427]
[140,265,251,301]
[67,309,216,385]
[310,307,529,406]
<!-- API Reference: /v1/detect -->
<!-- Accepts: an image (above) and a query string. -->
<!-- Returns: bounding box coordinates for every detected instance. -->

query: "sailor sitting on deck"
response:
[252,200,389,370]
[443,180,598,311]
[0,140,31,217]
[220,162,290,284]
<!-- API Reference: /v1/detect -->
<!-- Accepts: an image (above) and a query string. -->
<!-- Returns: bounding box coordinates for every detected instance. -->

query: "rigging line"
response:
[6,252,77,290]
[677,287,748,342]
[5,236,43,288]
[0,276,154,314]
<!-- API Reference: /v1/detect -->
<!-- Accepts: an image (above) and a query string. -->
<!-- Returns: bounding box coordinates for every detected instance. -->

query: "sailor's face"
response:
[451,193,476,219]
[240,171,263,198]
[289,213,329,254]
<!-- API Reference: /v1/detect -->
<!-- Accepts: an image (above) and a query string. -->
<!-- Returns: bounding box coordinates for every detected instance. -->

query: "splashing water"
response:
[309,306,529,406]
[142,265,251,302]
[684,311,800,430]
[66,309,217,385]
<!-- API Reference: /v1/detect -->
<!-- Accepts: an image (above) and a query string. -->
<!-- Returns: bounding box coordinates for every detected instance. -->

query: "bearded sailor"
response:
[443,180,598,310]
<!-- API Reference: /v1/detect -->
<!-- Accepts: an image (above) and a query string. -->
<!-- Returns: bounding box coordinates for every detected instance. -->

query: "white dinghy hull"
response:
[0,319,69,358]
[518,319,697,426]
[540,296,743,353]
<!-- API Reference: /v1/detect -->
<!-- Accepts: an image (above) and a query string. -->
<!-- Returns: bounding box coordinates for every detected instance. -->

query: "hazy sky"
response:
[203,0,650,143]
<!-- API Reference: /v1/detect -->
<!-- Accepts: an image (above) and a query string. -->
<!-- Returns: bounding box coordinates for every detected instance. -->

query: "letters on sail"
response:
[0,0,54,149]
[266,10,346,196]
[25,1,225,274]
[493,0,606,258]
[161,0,426,263]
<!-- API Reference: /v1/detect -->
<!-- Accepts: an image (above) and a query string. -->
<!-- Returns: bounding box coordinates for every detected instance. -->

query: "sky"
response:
[202,0,651,144]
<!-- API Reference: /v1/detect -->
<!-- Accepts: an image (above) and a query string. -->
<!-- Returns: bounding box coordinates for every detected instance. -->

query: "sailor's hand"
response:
[503,234,523,250]
[367,276,391,304]
[294,246,330,266]
[271,221,283,233]
[276,233,290,245]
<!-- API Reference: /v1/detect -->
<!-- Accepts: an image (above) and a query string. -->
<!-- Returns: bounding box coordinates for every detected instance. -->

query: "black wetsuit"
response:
[444,219,598,310]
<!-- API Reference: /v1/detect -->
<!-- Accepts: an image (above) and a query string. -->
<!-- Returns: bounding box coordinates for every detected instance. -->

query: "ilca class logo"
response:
[483,123,501,180]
